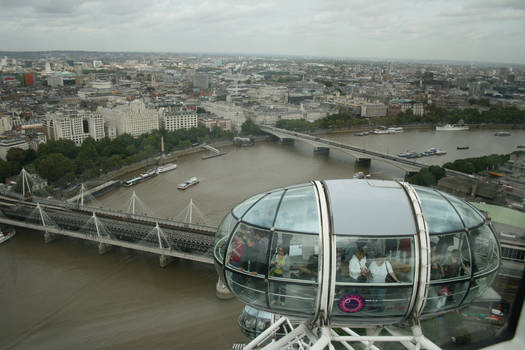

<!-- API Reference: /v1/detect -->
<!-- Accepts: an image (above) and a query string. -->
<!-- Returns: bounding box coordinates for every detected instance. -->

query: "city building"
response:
[361,103,387,118]
[193,72,209,90]
[99,100,160,137]
[0,137,29,160]
[0,116,13,133]
[199,117,232,131]
[160,107,198,131]
[45,111,105,145]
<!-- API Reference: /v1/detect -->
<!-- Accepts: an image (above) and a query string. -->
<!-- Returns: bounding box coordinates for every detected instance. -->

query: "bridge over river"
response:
[262,126,471,178]
[0,191,217,266]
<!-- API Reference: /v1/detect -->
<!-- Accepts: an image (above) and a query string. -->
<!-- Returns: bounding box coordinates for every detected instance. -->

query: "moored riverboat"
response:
[156,163,177,174]
[422,148,447,156]
[398,151,420,158]
[436,124,469,131]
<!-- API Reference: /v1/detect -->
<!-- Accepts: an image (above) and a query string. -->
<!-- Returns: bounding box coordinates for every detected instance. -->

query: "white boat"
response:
[123,176,142,187]
[398,151,420,158]
[0,227,16,244]
[387,127,404,133]
[436,124,469,131]
[494,131,511,136]
[156,163,177,174]
[177,177,200,190]
[422,148,447,156]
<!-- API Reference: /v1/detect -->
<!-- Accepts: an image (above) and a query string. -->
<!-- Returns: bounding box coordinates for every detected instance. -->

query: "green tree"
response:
[36,153,75,183]
[241,119,264,136]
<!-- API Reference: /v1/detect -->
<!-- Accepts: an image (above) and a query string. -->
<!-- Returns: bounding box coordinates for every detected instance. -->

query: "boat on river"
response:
[422,148,447,156]
[436,124,469,131]
[387,127,404,133]
[123,169,157,187]
[457,146,470,150]
[0,227,16,244]
[177,177,200,190]
[156,163,177,174]
[494,131,511,136]
[398,151,420,158]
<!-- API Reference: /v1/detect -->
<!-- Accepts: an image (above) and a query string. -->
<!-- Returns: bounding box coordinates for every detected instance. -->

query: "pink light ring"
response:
[338,294,366,313]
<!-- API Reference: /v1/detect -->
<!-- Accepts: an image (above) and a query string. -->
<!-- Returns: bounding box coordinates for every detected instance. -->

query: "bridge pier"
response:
[159,254,174,268]
[356,158,371,166]
[44,231,59,243]
[98,242,113,255]
[216,279,234,300]
[279,138,295,145]
[313,147,330,155]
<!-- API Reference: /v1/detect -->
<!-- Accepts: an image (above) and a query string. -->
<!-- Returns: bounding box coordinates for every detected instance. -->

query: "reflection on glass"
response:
[215,213,237,261]
[429,232,471,281]
[268,280,317,315]
[441,192,485,228]
[226,270,266,308]
[462,273,498,306]
[332,285,412,320]
[233,192,266,219]
[415,186,464,233]
[243,190,284,227]
[335,236,414,283]
[274,186,319,233]
[423,281,469,314]
[470,224,500,275]
[226,223,270,276]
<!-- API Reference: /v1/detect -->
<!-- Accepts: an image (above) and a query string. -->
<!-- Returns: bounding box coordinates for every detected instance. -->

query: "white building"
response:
[99,100,160,137]
[361,103,387,118]
[45,111,105,145]
[200,101,246,131]
[160,107,198,131]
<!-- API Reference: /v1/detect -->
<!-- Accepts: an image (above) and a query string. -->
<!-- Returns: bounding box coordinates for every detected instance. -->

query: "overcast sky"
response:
[1,0,524,64]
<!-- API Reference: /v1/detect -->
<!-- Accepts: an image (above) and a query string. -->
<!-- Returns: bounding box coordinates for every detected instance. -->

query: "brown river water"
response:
[1,129,523,349]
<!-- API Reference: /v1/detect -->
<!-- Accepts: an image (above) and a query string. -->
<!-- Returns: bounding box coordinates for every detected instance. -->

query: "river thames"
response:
[1,128,524,349]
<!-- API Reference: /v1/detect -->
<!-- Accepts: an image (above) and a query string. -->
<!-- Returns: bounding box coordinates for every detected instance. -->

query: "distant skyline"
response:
[1,0,524,65]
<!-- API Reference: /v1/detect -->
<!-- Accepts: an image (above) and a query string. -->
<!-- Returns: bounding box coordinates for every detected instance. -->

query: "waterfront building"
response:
[160,107,198,131]
[361,103,387,118]
[200,101,246,131]
[99,100,160,137]
[199,117,232,131]
[45,111,105,145]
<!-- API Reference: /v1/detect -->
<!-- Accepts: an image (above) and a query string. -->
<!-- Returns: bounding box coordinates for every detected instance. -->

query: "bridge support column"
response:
[356,158,371,166]
[44,231,59,243]
[216,279,234,300]
[279,138,294,145]
[98,243,113,255]
[313,147,329,155]
[159,254,174,268]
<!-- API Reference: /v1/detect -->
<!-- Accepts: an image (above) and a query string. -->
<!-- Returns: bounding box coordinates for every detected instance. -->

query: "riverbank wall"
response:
[96,138,269,183]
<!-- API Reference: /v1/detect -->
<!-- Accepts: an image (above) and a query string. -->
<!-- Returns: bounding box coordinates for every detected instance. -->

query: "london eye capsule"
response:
[214,179,500,326]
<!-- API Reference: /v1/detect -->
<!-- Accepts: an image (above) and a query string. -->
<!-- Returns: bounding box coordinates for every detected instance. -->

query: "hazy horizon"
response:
[1,0,524,65]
